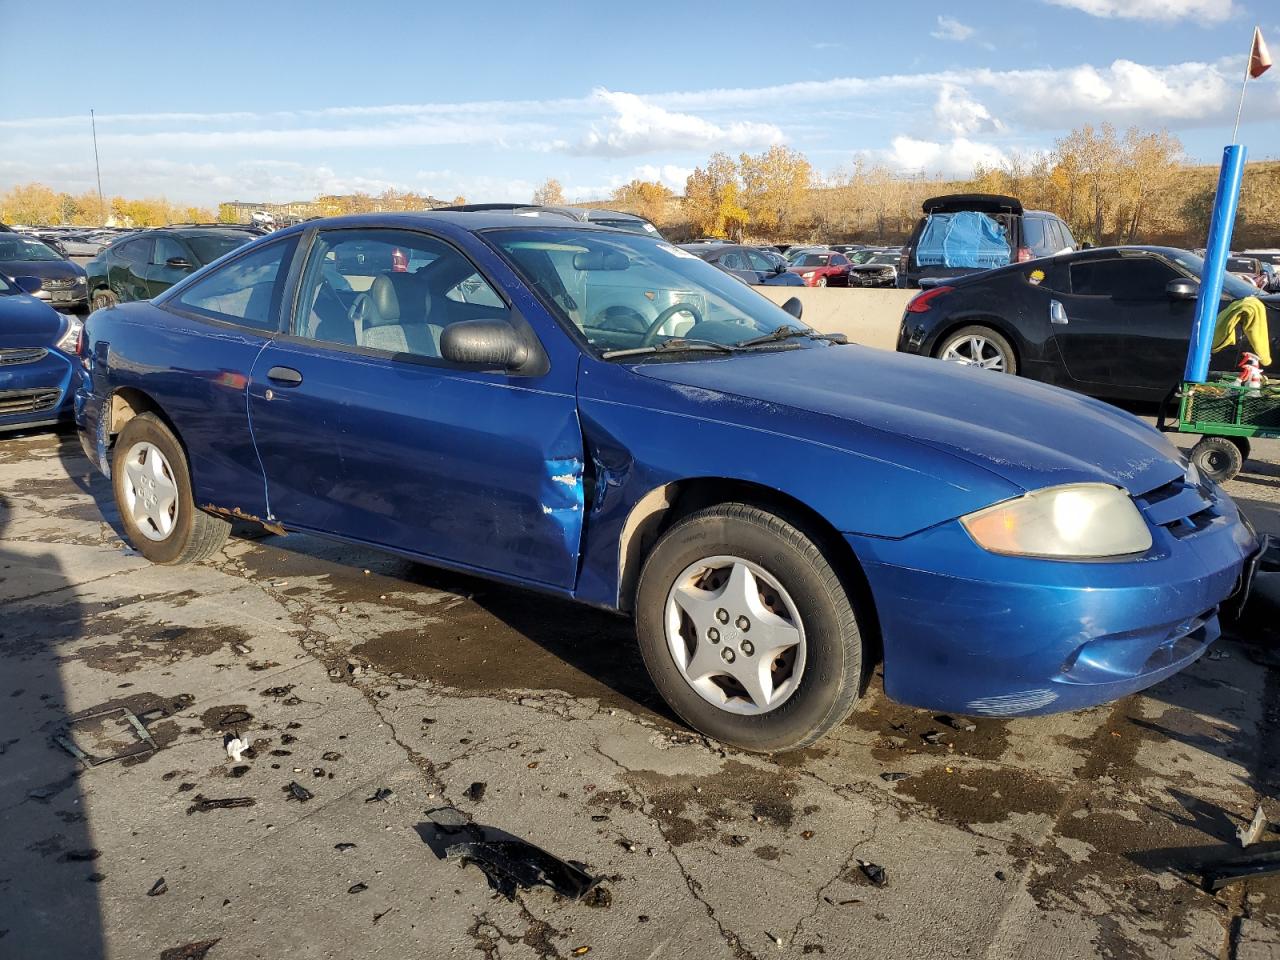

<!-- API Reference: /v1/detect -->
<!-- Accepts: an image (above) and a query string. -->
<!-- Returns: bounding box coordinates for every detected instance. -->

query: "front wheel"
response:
[112,412,230,564]
[936,325,1017,375]
[634,503,864,752]
[1190,435,1244,483]
[815,276,828,288]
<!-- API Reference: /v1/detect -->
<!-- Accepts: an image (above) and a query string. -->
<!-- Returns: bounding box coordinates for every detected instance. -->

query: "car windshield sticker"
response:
[1029,268,1046,285]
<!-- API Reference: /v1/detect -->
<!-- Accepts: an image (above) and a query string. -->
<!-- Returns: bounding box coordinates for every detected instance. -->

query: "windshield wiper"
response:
[735,325,847,348]
[601,338,737,359]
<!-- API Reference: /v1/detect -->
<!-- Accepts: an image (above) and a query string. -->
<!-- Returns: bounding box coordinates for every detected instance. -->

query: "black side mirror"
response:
[773,263,786,275]
[781,296,803,320]
[165,257,194,270]
[1167,278,1198,300]
[14,276,42,294]
[440,319,529,370]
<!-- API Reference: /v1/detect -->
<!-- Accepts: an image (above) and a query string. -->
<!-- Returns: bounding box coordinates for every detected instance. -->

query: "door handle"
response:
[1050,300,1069,325]
[267,366,303,385]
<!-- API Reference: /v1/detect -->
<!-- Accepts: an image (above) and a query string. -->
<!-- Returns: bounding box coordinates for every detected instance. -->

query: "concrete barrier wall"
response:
[758,287,914,350]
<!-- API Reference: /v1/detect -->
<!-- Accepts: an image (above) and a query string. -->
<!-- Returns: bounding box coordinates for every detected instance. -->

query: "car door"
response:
[147,235,195,299]
[149,235,299,516]
[1050,254,1188,395]
[110,238,151,302]
[745,248,778,284]
[246,225,586,590]
[716,249,756,283]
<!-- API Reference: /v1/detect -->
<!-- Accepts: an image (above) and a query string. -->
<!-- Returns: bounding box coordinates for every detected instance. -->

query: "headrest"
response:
[366,275,400,325]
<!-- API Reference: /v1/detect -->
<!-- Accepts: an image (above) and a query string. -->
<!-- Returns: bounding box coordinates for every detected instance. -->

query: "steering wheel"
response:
[640,302,704,346]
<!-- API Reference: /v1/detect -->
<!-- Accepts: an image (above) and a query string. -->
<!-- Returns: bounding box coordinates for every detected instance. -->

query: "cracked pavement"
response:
[1,428,1279,960]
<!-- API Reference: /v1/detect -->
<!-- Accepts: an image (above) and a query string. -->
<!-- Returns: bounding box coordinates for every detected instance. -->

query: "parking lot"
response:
[3,424,1279,960]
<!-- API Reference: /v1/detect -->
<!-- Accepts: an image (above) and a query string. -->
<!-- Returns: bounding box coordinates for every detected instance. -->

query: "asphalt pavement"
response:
[2,427,1279,960]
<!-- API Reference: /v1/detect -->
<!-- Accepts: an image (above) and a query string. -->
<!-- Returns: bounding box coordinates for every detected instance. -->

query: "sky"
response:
[0,0,1277,208]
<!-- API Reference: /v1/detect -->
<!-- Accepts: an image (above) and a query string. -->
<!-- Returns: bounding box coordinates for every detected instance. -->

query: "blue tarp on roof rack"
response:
[915,211,1010,269]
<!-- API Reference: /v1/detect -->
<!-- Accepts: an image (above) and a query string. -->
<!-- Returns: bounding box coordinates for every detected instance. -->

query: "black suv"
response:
[898,194,1076,289]
[85,225,258,309]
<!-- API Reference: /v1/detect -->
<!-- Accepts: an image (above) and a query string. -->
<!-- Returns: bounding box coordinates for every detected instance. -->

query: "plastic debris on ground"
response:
[186,795,256,815]
[880,772,910,783]
[225,735,249,764]
[364,787,393,804]
[417,806,602,902]
[148,878,168,897]
[859,860,888,887]
[1239,804,1268,847]
[284,781,313,802]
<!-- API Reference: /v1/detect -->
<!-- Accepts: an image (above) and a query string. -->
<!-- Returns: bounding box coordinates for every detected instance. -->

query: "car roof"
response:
[271,210,642,237]
[943,245,1195,287]
[922,193,1023,216]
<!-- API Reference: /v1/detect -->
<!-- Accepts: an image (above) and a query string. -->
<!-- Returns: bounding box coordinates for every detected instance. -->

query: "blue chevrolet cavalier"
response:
[74,211,1259,751]
[1,274,81,432]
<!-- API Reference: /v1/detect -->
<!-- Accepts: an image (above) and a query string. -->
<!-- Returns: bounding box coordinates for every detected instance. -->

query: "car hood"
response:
[0,293,66,348]
[632,345,1185,497]
[0,259,85,282]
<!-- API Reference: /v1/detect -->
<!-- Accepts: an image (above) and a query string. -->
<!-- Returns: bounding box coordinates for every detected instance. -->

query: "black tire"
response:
[935,325,1018,375]
[1228,435,1252,463]
[90,289,117,312]
[1191,435,1244,483]
[634,503,863,752]
[111,412,229,564]
[815,276,828,288]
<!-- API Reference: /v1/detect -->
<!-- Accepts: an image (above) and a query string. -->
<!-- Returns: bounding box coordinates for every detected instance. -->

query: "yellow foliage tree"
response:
[684,154,749,239]
[531,178,566,206]
[610,179,674,224]
[738,145,811,234]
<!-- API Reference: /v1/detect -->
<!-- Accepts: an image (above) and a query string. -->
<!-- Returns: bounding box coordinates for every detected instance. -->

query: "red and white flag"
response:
[1250,27,1272,79]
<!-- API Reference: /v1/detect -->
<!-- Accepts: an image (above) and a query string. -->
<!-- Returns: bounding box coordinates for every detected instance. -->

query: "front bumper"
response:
[33,288,88,310]
[848,483,1258,716]
[0,348,76,432]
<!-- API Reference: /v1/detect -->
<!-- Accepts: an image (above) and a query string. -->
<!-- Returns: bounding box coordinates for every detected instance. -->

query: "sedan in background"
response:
[845,250,901,288]
[897,245,1279,402]
[0,273,80,432]
[787,251,852,287]
[680,242,804,286]
[85,225,258,308]
[0,234,88,311]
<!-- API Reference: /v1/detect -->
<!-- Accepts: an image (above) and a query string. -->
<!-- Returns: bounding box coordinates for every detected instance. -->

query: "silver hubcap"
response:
[664,556,806,716]
[122,441,179,542]
[941,335,1006,371]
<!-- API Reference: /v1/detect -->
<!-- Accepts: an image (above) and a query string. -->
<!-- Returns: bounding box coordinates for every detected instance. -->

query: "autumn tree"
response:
[610,179,674,224]
[684,154,749,239]
[737,145,811,235]
[532,178,566,206]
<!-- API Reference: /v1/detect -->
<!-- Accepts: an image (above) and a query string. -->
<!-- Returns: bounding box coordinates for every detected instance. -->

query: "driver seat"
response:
[350,274,443,357]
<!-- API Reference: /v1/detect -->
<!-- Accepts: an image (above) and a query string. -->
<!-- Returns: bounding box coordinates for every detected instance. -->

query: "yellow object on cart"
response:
[1211,296,1271,367]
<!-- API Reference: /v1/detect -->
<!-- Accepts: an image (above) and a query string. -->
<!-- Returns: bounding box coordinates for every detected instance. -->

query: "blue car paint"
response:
[75,212,1258,719]
[0,292,77,432]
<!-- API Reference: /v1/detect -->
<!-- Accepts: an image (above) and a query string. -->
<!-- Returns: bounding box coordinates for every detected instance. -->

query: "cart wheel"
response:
[1191,436,1244,483]
[1228,436,1252,463]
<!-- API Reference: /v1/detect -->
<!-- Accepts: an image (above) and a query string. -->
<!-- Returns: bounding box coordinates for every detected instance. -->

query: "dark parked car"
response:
[787,251,852,287]
[76,213,1257,751]
[0,234,88,310]
[0,274,80,432]
[680,242,804,286]
[85,226,258,309]
[845,250,901,288]
[896,245,1278,402]
[898,195,1077,289]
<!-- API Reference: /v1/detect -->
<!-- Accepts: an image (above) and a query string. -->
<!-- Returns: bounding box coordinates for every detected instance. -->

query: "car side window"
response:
[1056,220,1077,251]
[1070,257,1176,300]
[1021,217,1047,253]
[830,254,849,267]
[293,228,510,360]
[721,251,749,271]
[121,238,153,265]
[171,238,297,331]
[152,236,185,265]
[745,249,774,272]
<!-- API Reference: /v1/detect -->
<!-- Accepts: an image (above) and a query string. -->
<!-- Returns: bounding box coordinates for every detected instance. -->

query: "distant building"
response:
[219,193,447,226]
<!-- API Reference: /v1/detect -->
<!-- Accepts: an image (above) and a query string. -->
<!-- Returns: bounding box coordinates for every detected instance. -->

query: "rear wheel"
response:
[936,325,1017,375]
[111,412,229,564]
[90,289,117,312]
[1191,435,1244,483]
[634,503,863,752]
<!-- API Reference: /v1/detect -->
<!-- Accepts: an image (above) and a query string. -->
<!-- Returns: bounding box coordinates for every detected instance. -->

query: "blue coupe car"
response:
[1,274,81,432]
[75,211,1259,751]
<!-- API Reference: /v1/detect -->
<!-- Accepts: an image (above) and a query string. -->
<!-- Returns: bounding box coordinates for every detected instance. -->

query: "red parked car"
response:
[787,251,851,287]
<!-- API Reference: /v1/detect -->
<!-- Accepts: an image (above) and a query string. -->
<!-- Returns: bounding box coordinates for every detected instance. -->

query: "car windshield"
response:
[869,254,898,265]
[0,237,63,262]
[187,232,256,265]
[1166,250,1260,299]
[489,228,810,357]
[794,254,832,267]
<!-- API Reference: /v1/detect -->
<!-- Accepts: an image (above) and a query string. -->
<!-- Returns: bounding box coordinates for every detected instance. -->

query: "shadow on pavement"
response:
[0,492,105,958]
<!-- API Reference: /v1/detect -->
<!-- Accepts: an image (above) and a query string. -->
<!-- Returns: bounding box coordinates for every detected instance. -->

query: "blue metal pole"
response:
[1185,144,1247,383]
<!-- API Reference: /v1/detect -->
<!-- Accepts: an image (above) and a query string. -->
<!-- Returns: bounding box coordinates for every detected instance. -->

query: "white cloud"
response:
[880,136,1007,176]
[1044,0,1235,21]
[934,85,1005,136]
[931,16,975,41]
[568,89,784,157]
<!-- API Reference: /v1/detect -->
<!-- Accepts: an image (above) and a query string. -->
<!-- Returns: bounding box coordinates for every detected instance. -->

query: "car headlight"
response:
[75,276,87,286]
[802,271,816,279]
[56,316,83,353]
[961,483,1152,559]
